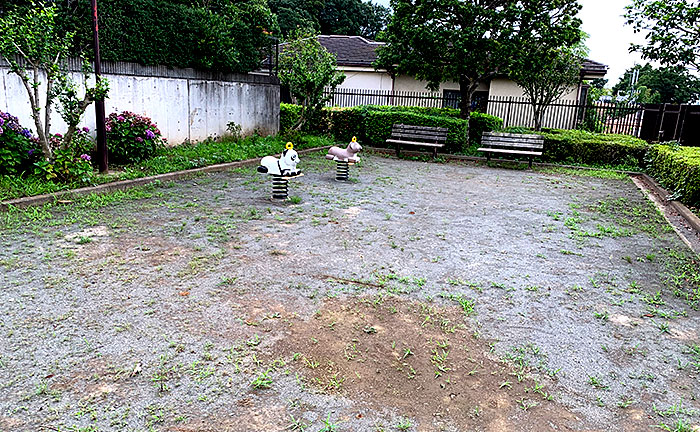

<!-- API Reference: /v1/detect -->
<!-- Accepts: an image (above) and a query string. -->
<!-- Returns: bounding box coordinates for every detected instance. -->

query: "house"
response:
[304,35,608,129]
[315,35,608,107]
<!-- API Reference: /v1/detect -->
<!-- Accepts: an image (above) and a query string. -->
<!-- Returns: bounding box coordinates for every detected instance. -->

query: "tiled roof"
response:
[278,35,608,77]
[581,59,608,77]
[316,35,383,67]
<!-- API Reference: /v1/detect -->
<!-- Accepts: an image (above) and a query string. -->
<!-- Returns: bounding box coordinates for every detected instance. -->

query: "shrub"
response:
[106,112,165,164]
[280,103,303,132]
[537,129,650,168]
[281,104,503,153]
[33,131,95,184]
[647,144,700,208]
[0,111,41,175]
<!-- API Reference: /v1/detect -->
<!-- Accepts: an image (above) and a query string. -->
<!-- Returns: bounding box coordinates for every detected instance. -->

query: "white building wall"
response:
[0,59,280,145]
[339,69,393,90]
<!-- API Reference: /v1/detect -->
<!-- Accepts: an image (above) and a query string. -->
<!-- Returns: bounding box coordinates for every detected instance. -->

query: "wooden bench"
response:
[478,132,544,167]
[386,124,447,158]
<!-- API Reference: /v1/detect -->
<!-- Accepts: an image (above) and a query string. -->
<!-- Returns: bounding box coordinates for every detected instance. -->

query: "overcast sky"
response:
[369,0,648,87]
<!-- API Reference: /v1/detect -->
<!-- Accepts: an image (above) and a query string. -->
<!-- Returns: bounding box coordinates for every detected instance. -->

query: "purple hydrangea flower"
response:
[105,124,112,132]
[80,154,91,161]
[82,127,90,133]
[0,118,4,126]
[135,137,144,143]
[0,126,3,135]
[117,116,125,122]
[28,149,34,155]
[21,128,32,138]
[145,129,155,139]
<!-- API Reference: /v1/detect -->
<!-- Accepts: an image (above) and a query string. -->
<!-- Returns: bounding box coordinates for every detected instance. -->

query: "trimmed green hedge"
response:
[537,129,650,168]
[647,145,700,208]
[280,104,503,153]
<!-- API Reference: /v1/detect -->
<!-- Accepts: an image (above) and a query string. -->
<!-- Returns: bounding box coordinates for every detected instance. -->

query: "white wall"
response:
[392,75,489,93]
[0,60,280,145]
[339,69,393,90]
[489,77,580,100]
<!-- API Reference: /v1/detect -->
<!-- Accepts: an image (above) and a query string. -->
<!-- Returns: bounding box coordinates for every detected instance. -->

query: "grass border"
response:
[0,146,330,211]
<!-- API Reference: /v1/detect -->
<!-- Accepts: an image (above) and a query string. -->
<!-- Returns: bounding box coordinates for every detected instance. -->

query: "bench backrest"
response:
[390,124,448,143]
[481,132,543,150]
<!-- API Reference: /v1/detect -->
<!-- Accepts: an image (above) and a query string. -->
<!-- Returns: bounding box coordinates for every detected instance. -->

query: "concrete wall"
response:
[0,58,280,145]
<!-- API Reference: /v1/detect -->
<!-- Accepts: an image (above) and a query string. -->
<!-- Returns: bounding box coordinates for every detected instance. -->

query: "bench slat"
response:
[477,148,542,156]
[481,136,543,144]
[390,134,447,142]
[483,132,543,139]
[387,139,444,148]
[480,141,543,149]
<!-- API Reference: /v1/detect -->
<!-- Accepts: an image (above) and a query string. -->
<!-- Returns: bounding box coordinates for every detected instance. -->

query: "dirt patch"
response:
[265,295,582,431]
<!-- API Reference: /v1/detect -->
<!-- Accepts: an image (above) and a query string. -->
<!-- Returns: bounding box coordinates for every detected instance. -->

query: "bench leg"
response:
[396,144,400,157]
[486,152,490,162]
[528,157,532,168]
[433,147,437,159]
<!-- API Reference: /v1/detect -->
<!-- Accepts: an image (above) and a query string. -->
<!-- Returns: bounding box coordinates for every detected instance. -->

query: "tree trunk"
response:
[458,76,479,153]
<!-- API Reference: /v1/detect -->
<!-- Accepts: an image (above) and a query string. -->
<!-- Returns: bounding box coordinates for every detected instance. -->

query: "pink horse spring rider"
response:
[326,136,362,181]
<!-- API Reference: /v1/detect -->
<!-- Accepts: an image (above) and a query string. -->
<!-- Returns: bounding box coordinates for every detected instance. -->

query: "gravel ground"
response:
[1,152,699,432]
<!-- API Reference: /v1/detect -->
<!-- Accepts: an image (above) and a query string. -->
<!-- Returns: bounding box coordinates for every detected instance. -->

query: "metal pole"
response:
[91,0,108,173]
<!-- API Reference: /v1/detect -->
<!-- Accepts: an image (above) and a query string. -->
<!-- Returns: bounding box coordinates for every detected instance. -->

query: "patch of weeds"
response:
[395,418,413,431]
[287,415,310,431]
[251,369,273,389]
[587,375,609,390]
[289,195,302,204]
[319,413,340,432]
[439,292,476,316]
[593,310,609,322]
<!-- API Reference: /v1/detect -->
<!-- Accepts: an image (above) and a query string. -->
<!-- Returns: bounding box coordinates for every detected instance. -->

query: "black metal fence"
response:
[639,104,700,145]
[322,88,645,136]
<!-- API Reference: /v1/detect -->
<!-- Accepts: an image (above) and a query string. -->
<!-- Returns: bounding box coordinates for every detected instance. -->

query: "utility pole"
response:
[91,0,108,172]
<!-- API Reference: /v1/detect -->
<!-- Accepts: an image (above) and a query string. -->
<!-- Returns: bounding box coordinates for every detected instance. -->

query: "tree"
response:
[612,64,700,104]
[510,43,585,130]
[268,0,390,39]
[0,1,108,161]
[625,0,700,71]
[376,0,581,148]
[278,30,345,130]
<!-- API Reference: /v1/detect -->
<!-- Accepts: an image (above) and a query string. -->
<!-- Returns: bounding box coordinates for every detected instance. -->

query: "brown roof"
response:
[317,35,383,67]
[278,35,608,77]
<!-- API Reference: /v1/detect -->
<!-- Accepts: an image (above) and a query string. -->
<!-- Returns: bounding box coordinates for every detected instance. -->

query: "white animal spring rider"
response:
[325,136,362,181]
[257,142,303,200]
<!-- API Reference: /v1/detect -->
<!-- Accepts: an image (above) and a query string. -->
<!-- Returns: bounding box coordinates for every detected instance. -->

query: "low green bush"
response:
[647,144,700,208]
[536,129,649,168]
[0,111,41,175]
[281,104,503,153]
[106,111,166,164]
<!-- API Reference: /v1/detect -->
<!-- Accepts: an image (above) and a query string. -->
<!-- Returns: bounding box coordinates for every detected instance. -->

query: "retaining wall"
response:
[0,58,280,144]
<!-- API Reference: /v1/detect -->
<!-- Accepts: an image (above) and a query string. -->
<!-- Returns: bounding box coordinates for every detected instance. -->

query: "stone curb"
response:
[0,146,330,211]
[636,173,700,234]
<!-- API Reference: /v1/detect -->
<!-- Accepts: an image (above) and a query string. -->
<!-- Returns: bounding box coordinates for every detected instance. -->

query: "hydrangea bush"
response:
[34,129,95,184]
[0,111,41,175]
[106,111,165,164]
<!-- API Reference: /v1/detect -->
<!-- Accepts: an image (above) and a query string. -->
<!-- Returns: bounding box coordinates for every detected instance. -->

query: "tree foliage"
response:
[625,0,700,71]
[510,44,584,130]
[278,30,345,130]
[268,0,390,39]
[0,1,109,161]
[4,0,278,73]
[612,63,700,104]
[376,0,581,147]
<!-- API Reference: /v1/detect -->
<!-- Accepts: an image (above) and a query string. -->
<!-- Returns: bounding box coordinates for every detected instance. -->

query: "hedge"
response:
[280,104,503,153]
[647,145,700,208]
[537,129,651,168]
